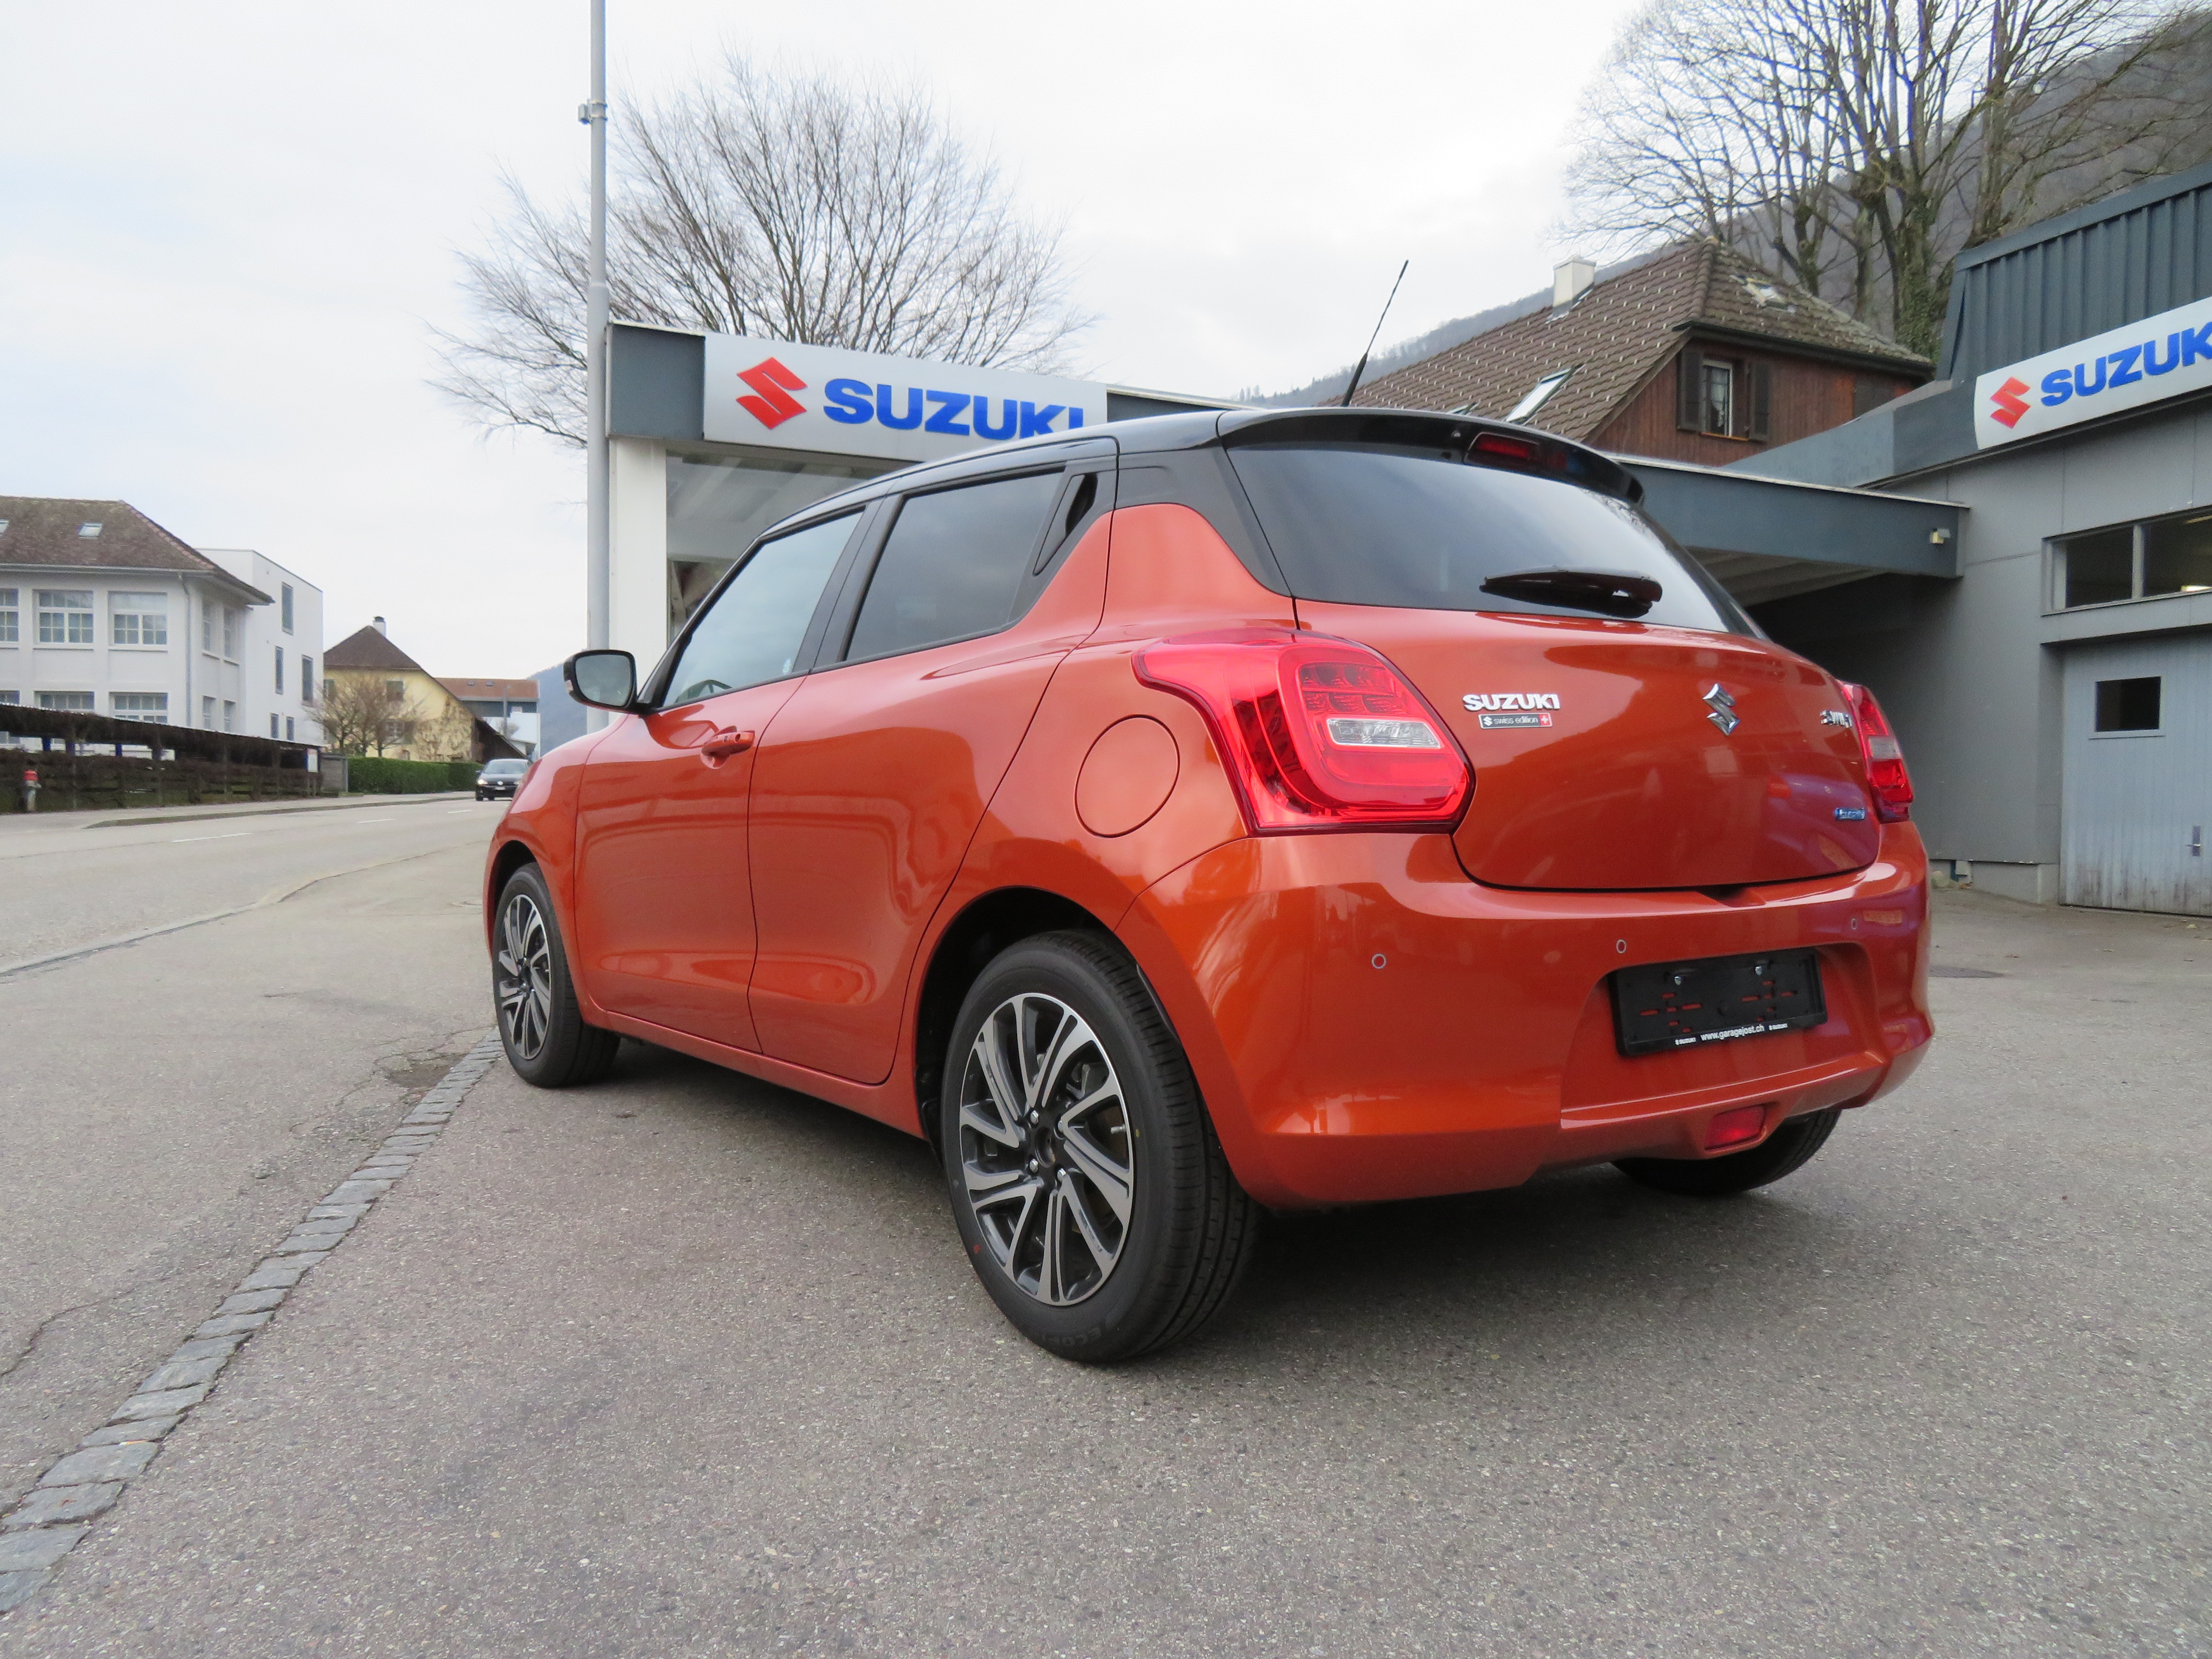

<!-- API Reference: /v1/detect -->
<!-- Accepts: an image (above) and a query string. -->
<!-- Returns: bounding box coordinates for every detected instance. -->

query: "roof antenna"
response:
[1338,259,1409,408]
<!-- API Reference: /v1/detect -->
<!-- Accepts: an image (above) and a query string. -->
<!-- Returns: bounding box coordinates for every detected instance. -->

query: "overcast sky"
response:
[0,0,1644,677]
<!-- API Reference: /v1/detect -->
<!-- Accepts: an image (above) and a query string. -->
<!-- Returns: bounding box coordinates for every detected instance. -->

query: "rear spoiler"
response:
[1215,407,1643,505]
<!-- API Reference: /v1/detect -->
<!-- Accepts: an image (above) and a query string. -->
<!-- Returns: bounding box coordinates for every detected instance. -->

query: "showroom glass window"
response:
[2055,509,2212,608]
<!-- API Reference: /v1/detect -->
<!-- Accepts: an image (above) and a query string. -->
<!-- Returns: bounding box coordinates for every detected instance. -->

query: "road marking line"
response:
[352,818,393,824]
[0,1034,506,1612]
[169,832,253,843]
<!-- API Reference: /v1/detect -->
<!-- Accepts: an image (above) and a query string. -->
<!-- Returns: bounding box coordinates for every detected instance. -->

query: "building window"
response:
[300,656,314,702]
[1701,361,1735,436]
[286,716,296,741]
[201,696,216,728]
[270,712,280,738]
[2056,509,2212,609]
[221,606,238,659]
[223,700,238,733]
[36,590,94,645]
[113,692,169,723]
[274,645,285,693]
[37,690,95,711]
[385,678,405,703]
[0,690,18,704]
[0,588,16,643]
[111,592,169,646]
[2094,676,2162,733]
[1506,368,1575,423]
[281,583,295,633]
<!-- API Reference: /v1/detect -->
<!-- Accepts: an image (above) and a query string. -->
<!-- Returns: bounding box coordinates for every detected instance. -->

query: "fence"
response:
[0,704,323,814]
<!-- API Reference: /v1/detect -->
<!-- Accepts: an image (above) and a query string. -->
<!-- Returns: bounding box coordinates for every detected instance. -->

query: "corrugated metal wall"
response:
[1940,157,2212,381]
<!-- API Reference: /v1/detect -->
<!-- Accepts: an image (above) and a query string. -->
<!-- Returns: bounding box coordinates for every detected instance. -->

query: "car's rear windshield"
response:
[1224,442,1750,633]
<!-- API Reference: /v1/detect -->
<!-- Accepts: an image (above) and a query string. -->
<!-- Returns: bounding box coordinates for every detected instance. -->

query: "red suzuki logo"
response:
[736,357,807,429]
[1988,375,2031,428]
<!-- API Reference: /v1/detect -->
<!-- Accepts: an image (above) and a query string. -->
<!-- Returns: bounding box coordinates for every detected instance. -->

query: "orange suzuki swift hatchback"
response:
[486,408,1932,1362]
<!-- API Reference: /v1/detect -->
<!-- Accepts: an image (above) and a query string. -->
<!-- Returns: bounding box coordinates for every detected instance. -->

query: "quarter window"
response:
[662,512,859,706]
[845,472,1064,661]
[111,592,169,646]
[36,590,93,645]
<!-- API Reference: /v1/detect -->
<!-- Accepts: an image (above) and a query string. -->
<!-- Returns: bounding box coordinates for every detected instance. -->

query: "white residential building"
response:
[0,496,322,743]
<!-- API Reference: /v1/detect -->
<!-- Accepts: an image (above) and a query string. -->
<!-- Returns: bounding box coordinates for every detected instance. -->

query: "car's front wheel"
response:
[941,931,1258,1363]
[492,864,620,1088]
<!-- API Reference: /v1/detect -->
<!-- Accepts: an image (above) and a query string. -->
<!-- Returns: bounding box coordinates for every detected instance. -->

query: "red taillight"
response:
[1840,681,1912,822]
[1706,1104,1767,1150]
[1133,629,1473,832]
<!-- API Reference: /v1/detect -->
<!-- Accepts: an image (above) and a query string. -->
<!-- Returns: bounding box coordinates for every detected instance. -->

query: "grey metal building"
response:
[1728,162,2212,917]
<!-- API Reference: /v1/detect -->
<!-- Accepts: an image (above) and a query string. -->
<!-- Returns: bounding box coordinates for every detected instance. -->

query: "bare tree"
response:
[1568,0,2212,356]
[436,58,1090,445]
[320,674,423,759]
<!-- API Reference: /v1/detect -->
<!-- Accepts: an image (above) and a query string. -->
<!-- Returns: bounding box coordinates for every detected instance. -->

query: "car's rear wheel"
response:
[941,931,1258,1363]
[1615,1106,1842,1196]
[493,864,620,1088]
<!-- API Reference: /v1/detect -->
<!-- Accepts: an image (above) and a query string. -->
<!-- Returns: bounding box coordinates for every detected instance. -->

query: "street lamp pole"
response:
[582,0,610,669]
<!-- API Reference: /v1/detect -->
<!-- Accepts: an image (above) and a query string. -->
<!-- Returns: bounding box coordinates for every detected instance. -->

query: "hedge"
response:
[347,757,481,794]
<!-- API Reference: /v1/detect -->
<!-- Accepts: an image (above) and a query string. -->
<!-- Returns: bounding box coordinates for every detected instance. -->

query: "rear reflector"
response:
[1839,681,1914,822]
[1706,1104,1767,1150]
[1133,629,1473,833]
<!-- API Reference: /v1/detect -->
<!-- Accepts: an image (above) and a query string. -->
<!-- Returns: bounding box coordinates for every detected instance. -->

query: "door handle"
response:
[700,727,755,763]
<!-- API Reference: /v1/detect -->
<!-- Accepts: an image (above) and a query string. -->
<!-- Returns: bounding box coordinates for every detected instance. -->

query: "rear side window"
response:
[1225,443,1746,632]
[663,512,857,706]
[845,471,1064,661]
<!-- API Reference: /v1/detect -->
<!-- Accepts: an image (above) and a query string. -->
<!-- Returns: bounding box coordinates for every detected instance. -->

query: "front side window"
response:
[1225,442,1746,632]
[0,588,17,643]
[36,590,93,645]
[844,471,1064,661]
[111,591,169,646]
[662,511,859,706]
[113,692,169,722]
[37,690,95,711]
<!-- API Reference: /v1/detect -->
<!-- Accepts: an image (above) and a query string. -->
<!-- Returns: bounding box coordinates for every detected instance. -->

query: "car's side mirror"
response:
[565,649,637,711]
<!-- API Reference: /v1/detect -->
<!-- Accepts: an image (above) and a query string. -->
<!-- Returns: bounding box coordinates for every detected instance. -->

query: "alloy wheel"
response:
[958,992,1135,1306]
[495,893,554,1061]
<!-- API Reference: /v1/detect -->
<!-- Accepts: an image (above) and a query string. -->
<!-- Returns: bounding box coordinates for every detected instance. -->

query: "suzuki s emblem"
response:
[1703,684,1740,736]
[736,356,808,429]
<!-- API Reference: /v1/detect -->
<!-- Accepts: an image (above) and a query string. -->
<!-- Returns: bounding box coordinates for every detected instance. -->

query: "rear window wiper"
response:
[1479,568,1662,619]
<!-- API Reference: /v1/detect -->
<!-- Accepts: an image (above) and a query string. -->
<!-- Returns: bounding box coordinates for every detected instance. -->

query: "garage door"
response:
[2061,634,2212,915]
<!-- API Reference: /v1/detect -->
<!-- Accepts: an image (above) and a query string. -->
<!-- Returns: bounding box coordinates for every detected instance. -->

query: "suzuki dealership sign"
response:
[700,334,1107,464]
[1975,293,2212,448]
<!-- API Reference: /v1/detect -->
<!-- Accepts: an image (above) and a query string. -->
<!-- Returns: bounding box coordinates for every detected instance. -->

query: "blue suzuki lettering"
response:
[2074,358,2108,396]
[1019,401,1065,438]
[824,378,873,425]
[2181,321,2212,365]
[2146,332,2183,374]
[2107,343,2144,387]
[877,384,923,430]
[1066,409,1086,429]
[2040,369,2073,405]
[973,397,1018,440]
[923,390,972,435]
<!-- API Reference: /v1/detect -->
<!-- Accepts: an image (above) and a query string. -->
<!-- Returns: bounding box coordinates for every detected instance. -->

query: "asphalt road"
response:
[2,847,2207,1654]
[0,799,505,1516]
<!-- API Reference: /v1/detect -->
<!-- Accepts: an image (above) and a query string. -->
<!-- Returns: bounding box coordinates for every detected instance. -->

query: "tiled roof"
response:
[1348,242,1928,440]
[0,496,263,597]
[325,626,429,674]
[440,677,538,701]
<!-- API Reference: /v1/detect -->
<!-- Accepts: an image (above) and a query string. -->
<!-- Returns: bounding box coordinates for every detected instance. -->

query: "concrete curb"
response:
[0,1033,506,1616]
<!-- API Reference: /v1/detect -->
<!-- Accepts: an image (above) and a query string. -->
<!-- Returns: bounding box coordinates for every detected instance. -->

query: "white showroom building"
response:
[0,496,323,743]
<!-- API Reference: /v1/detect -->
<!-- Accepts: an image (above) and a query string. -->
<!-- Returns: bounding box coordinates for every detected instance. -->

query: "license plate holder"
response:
[1610,948,1827,1057]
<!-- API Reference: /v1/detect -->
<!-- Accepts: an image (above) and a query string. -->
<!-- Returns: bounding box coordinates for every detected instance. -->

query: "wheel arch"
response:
[914,887,1114,1155]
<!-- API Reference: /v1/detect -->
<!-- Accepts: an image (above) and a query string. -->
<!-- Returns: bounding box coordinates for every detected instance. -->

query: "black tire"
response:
[940,930,1259,1363]
[1615,1106,1842,1197]
[492,864,621,1088]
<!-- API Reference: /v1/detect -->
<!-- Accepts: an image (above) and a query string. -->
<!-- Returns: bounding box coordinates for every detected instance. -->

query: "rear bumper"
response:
[1119,824,1931,1208]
